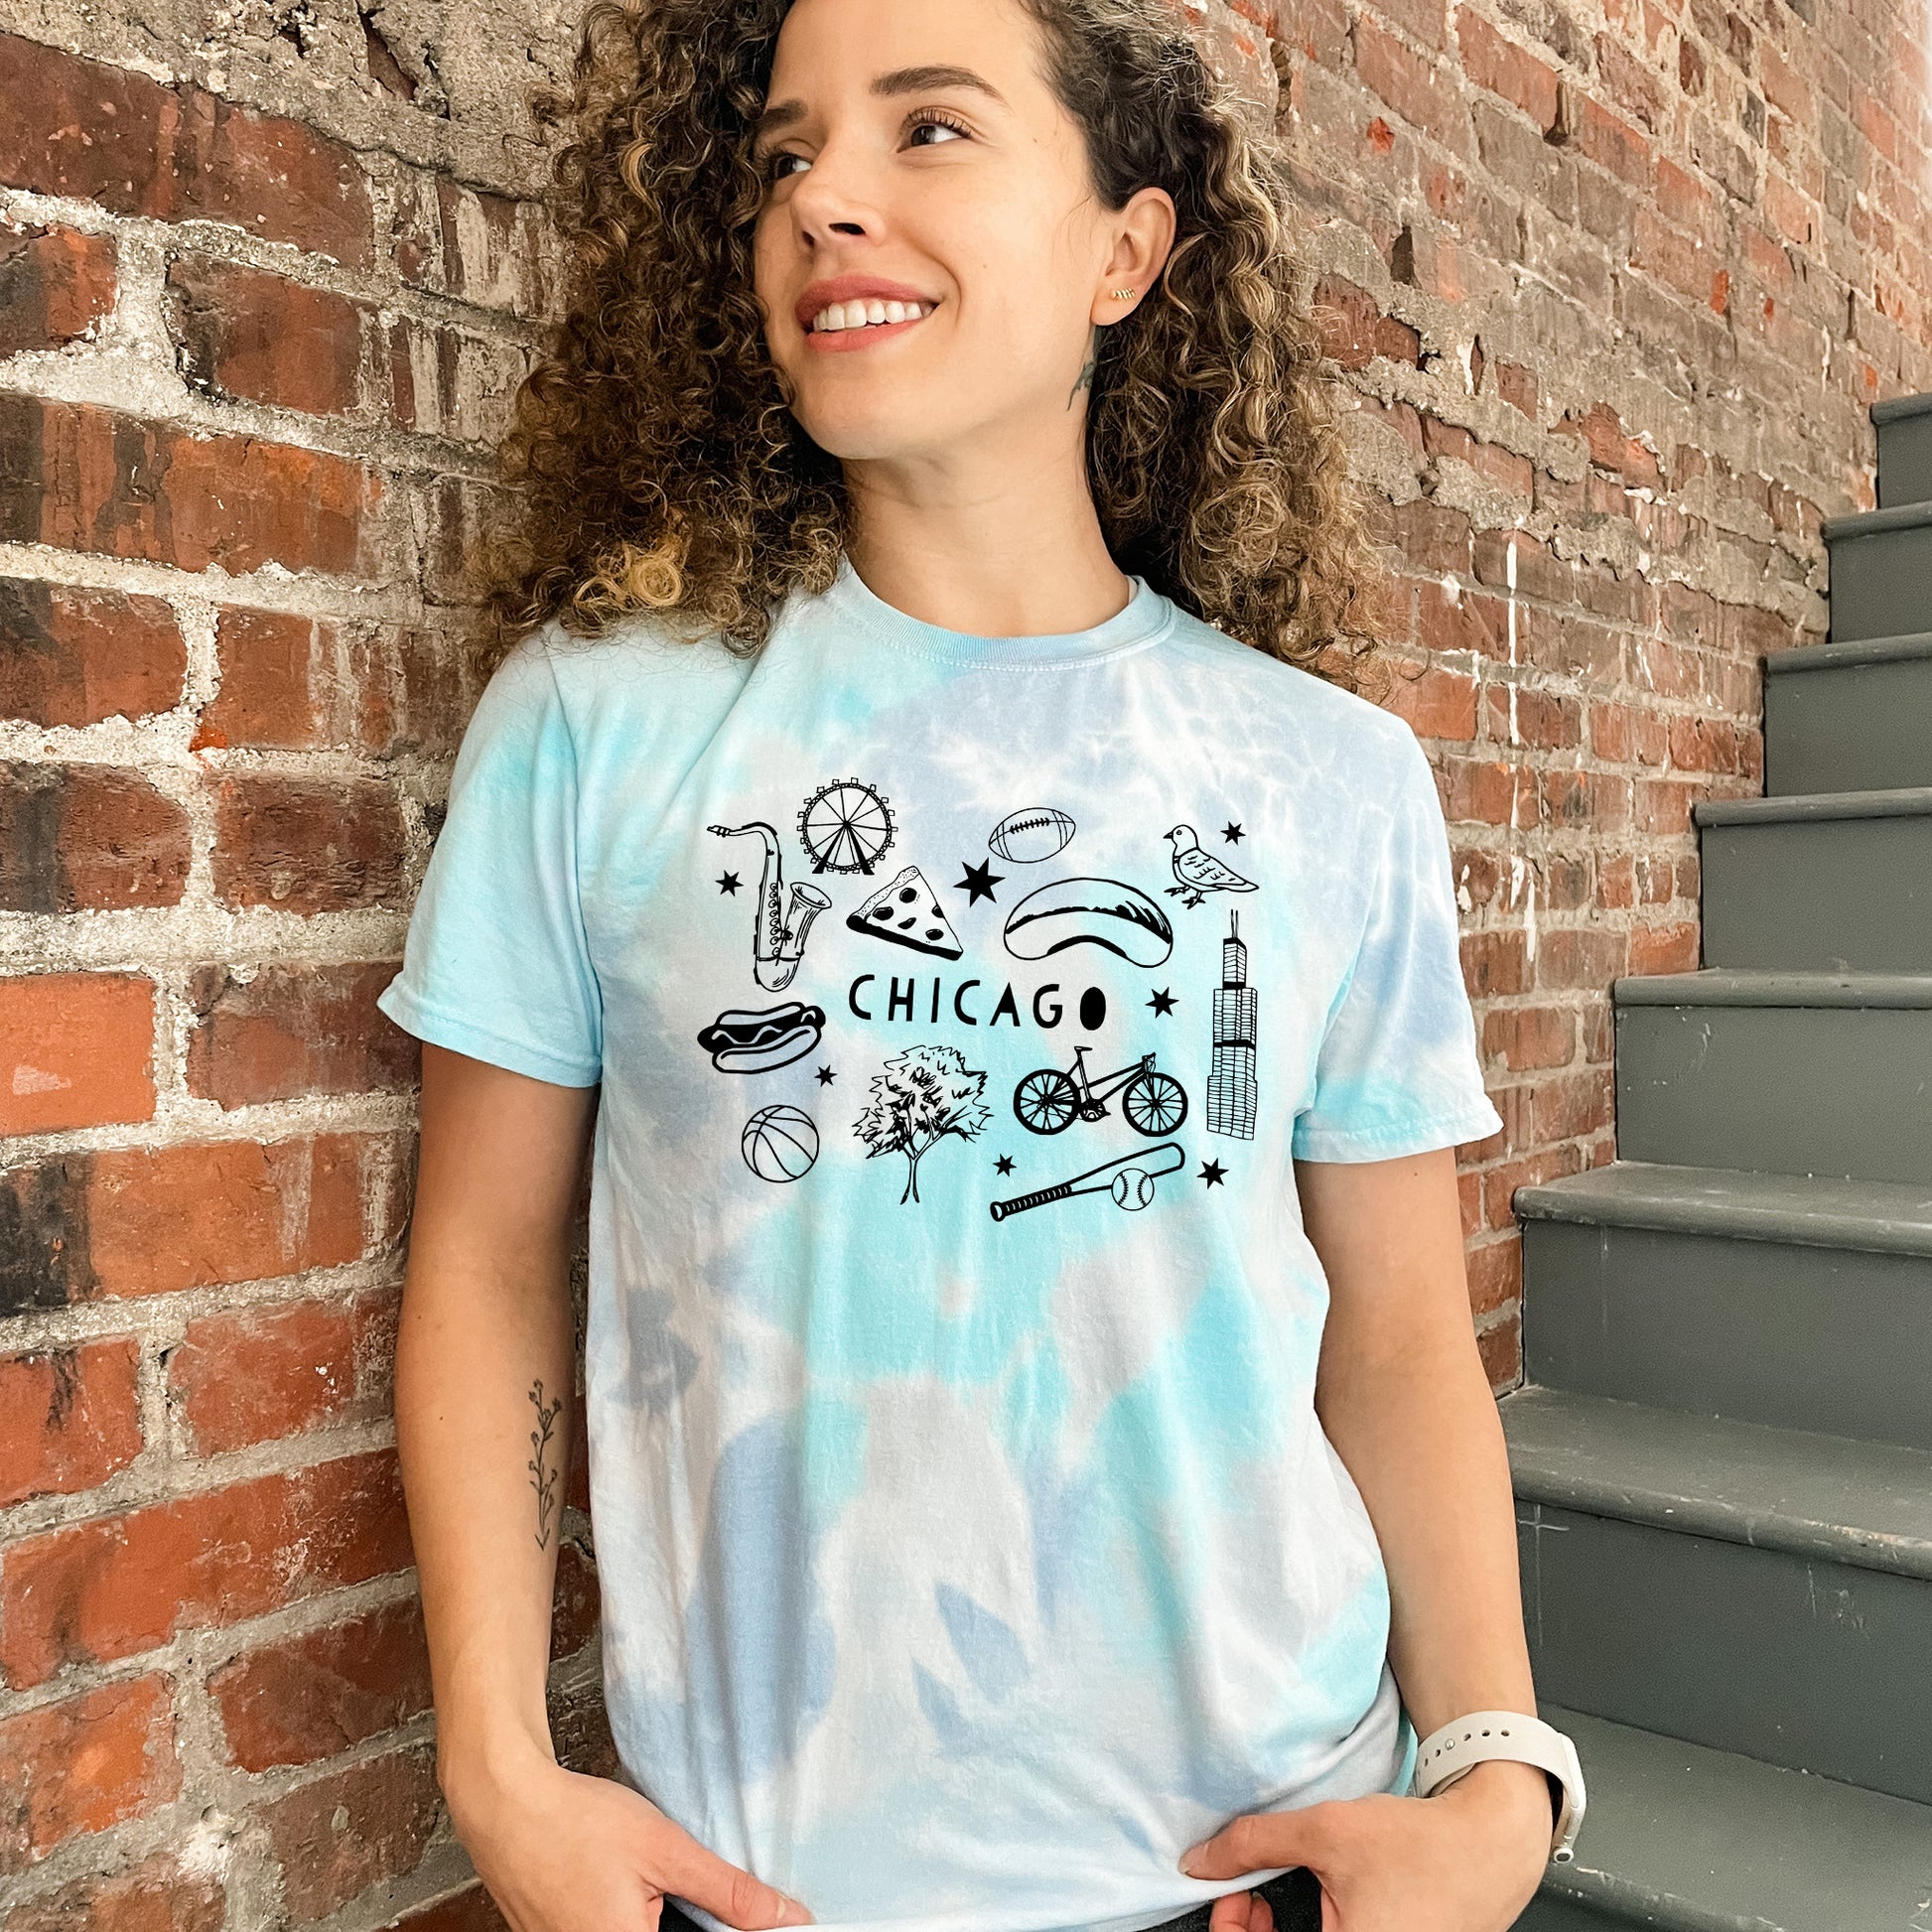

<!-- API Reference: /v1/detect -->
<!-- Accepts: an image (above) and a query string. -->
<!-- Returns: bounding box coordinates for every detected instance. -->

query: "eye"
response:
[763,149,810,183]
[905,110,971,148]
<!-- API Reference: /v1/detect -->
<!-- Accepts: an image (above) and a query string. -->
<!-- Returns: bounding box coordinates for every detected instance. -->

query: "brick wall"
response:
[1,0,1928,1922]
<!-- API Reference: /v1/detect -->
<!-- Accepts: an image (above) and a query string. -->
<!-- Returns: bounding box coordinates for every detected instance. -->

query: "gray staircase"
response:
[1505,392,1932,1927]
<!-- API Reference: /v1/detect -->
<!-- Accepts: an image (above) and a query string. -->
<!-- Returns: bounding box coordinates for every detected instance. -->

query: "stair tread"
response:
[1822,498,1932,538]
[1695,782,1932,824]
[1501,1385,1932,1577]
[1614,967,1932,1007]
[1535,1706,1932,1932]
[1763,627,1932,672]
[1872,390,1932,426]
[1514,1159,1932,1252]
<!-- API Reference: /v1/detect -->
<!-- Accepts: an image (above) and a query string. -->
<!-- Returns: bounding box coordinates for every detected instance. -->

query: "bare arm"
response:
[395,1043,812,1932]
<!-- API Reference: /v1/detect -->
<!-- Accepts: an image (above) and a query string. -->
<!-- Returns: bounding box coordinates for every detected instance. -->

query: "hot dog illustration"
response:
[697,1001,826,1074]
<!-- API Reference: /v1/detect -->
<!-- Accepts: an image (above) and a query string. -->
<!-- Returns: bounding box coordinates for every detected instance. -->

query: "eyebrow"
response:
[755,65,1008,141]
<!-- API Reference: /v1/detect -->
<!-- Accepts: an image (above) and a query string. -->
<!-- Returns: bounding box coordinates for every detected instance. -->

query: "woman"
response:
[378,1,1576,1929]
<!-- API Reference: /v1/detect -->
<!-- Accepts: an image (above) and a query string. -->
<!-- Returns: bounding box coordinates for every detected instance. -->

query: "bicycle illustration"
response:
[1012,1044,1188,1138]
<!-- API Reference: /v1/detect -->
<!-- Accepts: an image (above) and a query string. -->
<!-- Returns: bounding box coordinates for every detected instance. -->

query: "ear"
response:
[1091,185,1178,325]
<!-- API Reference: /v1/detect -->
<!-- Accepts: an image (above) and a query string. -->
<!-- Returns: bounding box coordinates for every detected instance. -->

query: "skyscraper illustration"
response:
[1207,909,1257,1140]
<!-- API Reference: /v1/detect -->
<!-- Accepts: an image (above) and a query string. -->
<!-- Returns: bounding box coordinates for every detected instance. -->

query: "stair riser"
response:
[1878,405,1932,510]
[1764,655,1932,794]
[1615,1002,1932,1183]
[1700,813,1932,972]
[1827,521,1932,642]
[1514,1897,1613,1931]
[1517,1502,1932,1805]
[1521,1219,1932,1449]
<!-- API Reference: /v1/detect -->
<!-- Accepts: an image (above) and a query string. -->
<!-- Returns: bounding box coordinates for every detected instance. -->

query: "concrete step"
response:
[1875,390,1932,510]
[1515,1706,1932,1932]
[1762,631,1932,795]
[1503,1386,1932,1804]
[1695,786,1932,971]
[1516,1162,1932,1449]
[1822,500,1932,642]
[1614,970,1932,1183]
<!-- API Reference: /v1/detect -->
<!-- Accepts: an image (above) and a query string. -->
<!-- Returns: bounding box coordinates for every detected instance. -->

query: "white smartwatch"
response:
[1410,1711,1586,1863]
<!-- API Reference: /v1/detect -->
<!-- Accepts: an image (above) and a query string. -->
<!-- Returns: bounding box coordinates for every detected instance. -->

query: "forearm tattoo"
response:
[527,1377,563,1550]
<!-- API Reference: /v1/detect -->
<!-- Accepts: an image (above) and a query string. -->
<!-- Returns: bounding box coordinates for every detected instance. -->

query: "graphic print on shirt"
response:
[1206,909,1258,1141]
[1012,1043,1187,1138]
[847,864,965,960]
[741,1103,819,1181]
[797,777,897,874]
[989,1139,1185,1220]
[987,805,1076,865]
[1165,824,1258,909]
[1002,877,1173,967]
[852,1043,991,1204]
[708,821,832,992]
[697,1001,826,1074]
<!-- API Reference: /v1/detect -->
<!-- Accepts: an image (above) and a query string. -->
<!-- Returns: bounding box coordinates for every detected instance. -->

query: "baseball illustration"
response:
[742,1105,819,1182]
[1111,1167,1155,1210]
[989,806,1076,864]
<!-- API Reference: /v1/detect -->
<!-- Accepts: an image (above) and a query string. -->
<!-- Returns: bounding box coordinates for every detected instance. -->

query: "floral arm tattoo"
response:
[527,1377,564,1550]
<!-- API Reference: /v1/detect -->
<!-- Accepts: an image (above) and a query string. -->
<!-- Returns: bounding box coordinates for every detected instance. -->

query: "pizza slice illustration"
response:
[845,864,964,960]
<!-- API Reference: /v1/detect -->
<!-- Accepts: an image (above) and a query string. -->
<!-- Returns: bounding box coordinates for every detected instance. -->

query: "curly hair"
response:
[490,0,1388,694]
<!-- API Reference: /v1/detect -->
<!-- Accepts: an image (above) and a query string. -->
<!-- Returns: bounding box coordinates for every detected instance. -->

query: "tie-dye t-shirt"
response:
[376,558,1502,1932]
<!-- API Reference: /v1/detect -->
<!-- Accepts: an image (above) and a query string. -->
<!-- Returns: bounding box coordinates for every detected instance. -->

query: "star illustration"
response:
[1147,988,1177,1017]
[815,1065,836,1086]
[1222,821,1244,844]
[1198,1159,1228,1188]
[956,858,1004,905]
[994,1154,1015,1175]
[716,871,742,895]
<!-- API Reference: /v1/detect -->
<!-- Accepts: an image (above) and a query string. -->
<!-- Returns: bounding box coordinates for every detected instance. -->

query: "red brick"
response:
[1439,755,1532,827]
[1311,275,1422,367]
[1534,925,1630,990]
[0,1158,94,1316]
[208,1597,431,1772]
[84,1133,397,1300]
[169,1292,394,1454]
[1563,91,1653,187]
[0,583,185,728]
[0,1450,412,1689]
[1354,17,1472,153]
[0,1854,224,1932]
[0,1338,141,1507]
[0,765,191,913]
[186,962,418,1110]
[1481,1004,1578,1071]
[1382,659,1479,739]
[384,1889,509,1932]
[166,259,365,418]
[211,776,407,913]
[1538,766,1633,830]
[0,1676,179,1870]
[0,228,116,357]
[0,397,381,579]
[1479,1144,1586,1230]
[198,609,391,753]
[0,35,370,268]
[1483,681,1582,751]
[1462,926,1529,998]
[258,1746,440,1923]
[1465,1232,1521,1319]
[1416,581,1509,659]
[1628,918,1701,974]
[0,974,154,1136]
[1456,11,1560,130]
[551,1539,603,1660]
[1528,1066,1614,1141]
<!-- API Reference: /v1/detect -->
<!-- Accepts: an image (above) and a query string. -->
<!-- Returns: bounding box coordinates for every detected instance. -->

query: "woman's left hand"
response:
[1176,1758,1556,1932]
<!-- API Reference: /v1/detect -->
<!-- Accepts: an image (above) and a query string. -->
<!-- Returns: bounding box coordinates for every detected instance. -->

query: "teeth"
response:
[809,298,932,333]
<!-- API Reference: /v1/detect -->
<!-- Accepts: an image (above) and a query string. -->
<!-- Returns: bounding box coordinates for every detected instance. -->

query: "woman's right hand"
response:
[446,1743,816,1932]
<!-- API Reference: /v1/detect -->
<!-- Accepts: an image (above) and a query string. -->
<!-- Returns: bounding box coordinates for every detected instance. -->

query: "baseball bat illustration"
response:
[989,1141,1185,1221]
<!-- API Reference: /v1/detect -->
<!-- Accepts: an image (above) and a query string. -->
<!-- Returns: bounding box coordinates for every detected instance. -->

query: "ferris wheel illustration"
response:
[797,778,897,875]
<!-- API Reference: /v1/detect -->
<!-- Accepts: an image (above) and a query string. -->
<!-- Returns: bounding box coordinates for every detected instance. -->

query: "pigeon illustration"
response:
[1164,825,1258,908]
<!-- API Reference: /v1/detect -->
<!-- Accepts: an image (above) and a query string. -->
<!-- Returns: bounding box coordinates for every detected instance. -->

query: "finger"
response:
[1180,1808,1326,1882]
[647,1825,813,1929]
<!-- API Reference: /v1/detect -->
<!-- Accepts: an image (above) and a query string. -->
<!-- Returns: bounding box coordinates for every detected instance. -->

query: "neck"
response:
[840,410,1132,637]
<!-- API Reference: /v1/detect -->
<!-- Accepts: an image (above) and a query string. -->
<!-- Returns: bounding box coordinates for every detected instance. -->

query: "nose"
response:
[783,138,883,248]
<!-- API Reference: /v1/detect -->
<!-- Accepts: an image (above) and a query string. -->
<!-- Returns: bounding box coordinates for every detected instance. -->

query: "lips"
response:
[793,275,939,331]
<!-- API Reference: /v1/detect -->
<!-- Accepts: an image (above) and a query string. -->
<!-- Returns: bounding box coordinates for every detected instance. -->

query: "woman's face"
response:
[751,0,1167,468]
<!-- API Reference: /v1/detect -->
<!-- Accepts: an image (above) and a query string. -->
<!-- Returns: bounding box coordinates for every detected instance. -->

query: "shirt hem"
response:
[375,982,602,1088]
[1291,1102,1504,1162]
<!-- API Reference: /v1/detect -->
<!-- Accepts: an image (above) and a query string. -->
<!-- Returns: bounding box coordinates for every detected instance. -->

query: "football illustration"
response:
[989,806,1076,865]
[742,1105,819,1182]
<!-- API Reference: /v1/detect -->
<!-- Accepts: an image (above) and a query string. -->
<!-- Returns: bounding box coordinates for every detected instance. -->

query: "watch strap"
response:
[1409,1711,1587,1863]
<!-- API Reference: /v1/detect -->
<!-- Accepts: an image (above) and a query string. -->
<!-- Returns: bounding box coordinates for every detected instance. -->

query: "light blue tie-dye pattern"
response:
[377,558,1500,1932]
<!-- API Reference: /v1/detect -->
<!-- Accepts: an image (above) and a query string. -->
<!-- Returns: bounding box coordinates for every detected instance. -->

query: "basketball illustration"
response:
[1111,1167,1155,1210]
[742,1105,819,1182]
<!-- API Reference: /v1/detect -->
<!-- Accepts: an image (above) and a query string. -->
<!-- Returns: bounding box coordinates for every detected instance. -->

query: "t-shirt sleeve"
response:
[1291,730,1502,1162]
[375,636,603,1087]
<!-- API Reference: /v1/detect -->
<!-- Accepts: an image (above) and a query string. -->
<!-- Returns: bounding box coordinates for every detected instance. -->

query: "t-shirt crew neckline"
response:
[819,553,1176,667]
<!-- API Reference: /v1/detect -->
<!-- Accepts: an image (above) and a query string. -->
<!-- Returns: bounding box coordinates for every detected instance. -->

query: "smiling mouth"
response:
[807,298,937,334]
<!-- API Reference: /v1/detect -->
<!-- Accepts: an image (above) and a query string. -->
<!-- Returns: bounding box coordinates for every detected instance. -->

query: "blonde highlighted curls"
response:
[490,0,1387,694]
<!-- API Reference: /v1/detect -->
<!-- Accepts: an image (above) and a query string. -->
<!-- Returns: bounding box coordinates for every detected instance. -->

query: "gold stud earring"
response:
[1112,287,1137,300]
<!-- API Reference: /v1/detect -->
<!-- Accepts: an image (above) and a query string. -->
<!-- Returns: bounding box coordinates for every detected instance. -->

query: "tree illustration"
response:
[853,1044,992,1204]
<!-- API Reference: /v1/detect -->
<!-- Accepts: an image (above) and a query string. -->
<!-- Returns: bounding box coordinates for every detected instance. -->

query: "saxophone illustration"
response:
[708,821,831,992]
